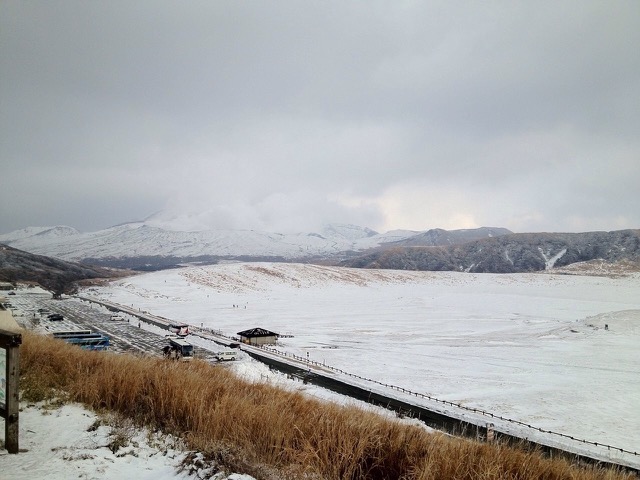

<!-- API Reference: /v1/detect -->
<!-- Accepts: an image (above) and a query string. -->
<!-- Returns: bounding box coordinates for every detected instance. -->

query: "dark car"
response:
[47,313,64,321]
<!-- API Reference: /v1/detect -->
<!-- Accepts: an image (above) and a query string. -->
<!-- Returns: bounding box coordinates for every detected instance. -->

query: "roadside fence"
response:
[255,344,639,460]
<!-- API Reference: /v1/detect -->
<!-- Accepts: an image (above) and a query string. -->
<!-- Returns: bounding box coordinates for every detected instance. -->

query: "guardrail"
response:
[256,344,639,464]
[247,345,639,474]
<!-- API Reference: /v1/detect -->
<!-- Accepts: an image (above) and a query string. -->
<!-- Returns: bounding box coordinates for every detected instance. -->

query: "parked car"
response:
[47,313,63,321]
[215,351,238,361]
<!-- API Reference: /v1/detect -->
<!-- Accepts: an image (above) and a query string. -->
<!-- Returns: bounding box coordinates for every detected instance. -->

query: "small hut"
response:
[237,327,279,346]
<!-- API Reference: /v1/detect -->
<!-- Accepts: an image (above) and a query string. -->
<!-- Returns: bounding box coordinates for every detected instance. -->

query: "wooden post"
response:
[5,343,19,453]
[486,422,495,442]
[0,328,22,454]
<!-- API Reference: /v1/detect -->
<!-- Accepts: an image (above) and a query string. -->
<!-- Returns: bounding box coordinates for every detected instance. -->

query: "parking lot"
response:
[4,289,223,362]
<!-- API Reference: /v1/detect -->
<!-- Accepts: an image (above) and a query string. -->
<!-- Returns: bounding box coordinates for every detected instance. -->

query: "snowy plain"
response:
[86,262,640,469]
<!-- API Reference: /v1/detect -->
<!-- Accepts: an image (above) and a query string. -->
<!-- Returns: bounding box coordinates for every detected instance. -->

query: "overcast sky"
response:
[1,1,639,235]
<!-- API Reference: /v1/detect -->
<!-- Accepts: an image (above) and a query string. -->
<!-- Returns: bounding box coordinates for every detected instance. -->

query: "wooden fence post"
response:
[486,423,495,443]
[0,327,22,454]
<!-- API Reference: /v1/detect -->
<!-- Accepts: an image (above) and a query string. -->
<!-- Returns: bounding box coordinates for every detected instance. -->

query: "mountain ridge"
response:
[0,222,509,267]
[0,244,122,295]
[342,229,640,273]
[2,222,638,274]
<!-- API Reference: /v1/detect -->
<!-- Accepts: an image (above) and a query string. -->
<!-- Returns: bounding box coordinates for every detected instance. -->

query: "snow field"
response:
[90,263,640,467]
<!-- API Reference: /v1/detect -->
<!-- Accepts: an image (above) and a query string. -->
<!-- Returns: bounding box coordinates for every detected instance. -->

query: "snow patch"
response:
[0,402,255,479]
[538,247,567,269]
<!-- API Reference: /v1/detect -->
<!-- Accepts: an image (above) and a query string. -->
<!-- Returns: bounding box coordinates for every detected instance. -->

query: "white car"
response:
[215,351,238,361]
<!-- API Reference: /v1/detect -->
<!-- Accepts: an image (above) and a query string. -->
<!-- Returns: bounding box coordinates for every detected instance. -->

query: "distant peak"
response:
[34,226,80,237]
[0,225,79,242]
[321,223,379,240]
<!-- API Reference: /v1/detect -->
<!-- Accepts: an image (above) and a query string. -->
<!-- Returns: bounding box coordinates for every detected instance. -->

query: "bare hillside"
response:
[0,244,123,295]
[343,229,640,273]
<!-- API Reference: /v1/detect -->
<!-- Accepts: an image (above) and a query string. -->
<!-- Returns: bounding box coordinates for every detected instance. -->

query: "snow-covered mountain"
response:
[0,225,80,244]
[0,215,520,271]
[0,221,418,264]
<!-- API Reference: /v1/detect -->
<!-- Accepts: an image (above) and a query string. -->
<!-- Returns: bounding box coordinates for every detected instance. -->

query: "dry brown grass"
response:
[20,331,635,480]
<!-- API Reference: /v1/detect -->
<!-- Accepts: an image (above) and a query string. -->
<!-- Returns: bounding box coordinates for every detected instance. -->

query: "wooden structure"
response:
[0,305,22,454]
[237,327,279,346]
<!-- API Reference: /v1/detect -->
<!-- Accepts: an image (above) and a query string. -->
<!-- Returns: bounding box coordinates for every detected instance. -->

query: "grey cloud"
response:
[1,1,638,234]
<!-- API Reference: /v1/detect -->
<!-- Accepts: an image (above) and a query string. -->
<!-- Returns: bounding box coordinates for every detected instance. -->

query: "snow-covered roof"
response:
[0,310,22,334]
[237,327,279,338]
